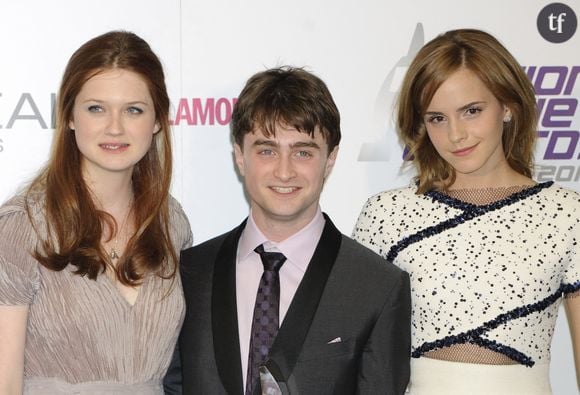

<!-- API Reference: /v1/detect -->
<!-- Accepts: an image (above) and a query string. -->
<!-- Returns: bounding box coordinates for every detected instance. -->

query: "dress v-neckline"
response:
[101,272,147,308]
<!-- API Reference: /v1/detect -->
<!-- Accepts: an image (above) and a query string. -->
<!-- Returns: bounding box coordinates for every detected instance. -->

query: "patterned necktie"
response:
[245,244,286,395]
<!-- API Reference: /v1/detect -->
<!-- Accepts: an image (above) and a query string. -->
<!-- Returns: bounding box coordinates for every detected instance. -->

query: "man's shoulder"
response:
[178,230,233,284]
[338,234,407,279]
[330,234,410,310]
[180,228,234,264]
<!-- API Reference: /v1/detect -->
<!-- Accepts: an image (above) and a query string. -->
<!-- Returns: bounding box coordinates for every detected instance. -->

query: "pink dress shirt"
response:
[235,208,326,388]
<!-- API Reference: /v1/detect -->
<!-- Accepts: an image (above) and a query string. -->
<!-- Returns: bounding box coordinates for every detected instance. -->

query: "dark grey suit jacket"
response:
[164,215,411,394]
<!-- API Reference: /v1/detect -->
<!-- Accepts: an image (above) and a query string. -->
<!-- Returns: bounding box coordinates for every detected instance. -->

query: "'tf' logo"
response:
[549,12,567,33]
[538,3,577,43]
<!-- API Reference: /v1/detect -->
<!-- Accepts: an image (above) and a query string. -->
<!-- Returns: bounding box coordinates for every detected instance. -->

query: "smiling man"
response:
[164,66,411,395]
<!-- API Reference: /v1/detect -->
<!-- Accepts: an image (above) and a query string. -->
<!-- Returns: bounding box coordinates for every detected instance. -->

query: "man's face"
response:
[234,124,337,239]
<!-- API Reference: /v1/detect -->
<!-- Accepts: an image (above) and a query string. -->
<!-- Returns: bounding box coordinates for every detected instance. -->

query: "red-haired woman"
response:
[0,31,191,394]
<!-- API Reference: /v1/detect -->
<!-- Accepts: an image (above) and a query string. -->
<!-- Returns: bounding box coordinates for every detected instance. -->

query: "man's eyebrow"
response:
[290,141,320,150]
[251,140,321,150]
[252,139,278,147]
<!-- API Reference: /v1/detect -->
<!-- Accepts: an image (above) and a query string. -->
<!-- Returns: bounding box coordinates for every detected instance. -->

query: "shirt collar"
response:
[237,207,326,273]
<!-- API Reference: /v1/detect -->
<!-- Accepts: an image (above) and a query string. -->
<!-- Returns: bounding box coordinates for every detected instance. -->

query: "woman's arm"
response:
[0,305,28,394]
[565,296,580,390]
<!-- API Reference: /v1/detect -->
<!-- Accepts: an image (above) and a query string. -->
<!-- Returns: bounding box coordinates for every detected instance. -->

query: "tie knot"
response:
[254,244,286,272]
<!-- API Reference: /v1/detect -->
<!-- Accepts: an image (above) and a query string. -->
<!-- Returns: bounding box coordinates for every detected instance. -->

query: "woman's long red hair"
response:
[26,31,177,285]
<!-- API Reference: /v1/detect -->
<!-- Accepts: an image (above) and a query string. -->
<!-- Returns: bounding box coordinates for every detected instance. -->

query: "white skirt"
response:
[407,358,552,395]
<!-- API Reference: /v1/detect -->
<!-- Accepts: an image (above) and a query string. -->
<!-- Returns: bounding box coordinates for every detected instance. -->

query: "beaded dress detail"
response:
[353,182,580,367]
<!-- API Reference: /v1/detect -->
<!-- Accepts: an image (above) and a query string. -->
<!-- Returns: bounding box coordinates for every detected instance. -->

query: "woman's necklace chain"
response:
[109,201,133,262]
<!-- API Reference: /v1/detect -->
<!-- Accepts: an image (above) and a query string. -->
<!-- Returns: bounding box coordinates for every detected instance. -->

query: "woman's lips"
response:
[452,144,477,157]
[99,143,129,152]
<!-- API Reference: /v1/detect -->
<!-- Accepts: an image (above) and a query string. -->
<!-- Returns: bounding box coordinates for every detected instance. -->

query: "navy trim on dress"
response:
[386,182,553,262]
[413,280,578,367]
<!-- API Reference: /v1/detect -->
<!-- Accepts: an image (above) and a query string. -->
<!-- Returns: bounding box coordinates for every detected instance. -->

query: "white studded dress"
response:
[353,182,580,394]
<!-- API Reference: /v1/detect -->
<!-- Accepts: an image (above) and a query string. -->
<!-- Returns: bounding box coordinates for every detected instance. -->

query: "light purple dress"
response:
[0,193,192,394]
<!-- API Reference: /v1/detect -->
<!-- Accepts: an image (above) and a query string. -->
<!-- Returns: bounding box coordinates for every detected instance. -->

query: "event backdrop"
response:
[0,1,578,392]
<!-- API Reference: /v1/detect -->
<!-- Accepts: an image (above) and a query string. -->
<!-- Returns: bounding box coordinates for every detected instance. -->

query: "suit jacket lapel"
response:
[212,220,247,395]
[266,213,342,380]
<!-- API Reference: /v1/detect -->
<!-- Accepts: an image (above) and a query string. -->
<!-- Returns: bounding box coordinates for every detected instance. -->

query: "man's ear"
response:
[234,143,245,177]
[324,146,339,178]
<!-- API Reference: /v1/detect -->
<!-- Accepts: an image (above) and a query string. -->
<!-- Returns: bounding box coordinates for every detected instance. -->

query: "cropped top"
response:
[353,182,580,366]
